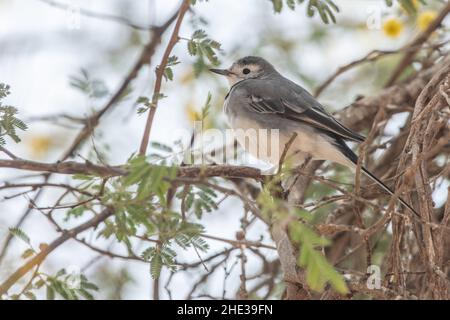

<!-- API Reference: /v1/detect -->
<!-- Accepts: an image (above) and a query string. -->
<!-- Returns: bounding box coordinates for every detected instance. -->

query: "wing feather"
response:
[237,79,365,143]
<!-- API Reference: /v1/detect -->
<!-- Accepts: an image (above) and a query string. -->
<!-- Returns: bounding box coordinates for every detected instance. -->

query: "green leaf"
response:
[0,83,11,99]
[0,87,28,145]
[200,42,219,65]
[164,67,174,81]
[325,0,339,12]
[192,29,207,40]
[286,0,296,10]
[289,222,348,294]
[187,30,221,69]
[35,279,46,289]
[64,206,87,221]
[208,40,221,50]
[24,291,36,300]
[269,0,339,24]
[46,286,55,300]
[190,235,209,252]
[137,96,151,106]
[21,248,35,259]
[9,227,30,245]
[201,92,212,120]
[152,92,167,103]
[271,0,283,12]
[141,247,155,261]
[318,6,329,24]
[80,281,99,291]
[185,192,194,210]
[187,40,197,56]
[399,0,418,14]
[77,288,95,300]
[55,269,67,277]
[150,253,163,279]
[167,55,180,66]
[151,141,173,153]
[137,107,148,114]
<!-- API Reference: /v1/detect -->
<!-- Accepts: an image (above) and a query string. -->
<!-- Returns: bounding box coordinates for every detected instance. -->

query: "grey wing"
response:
[239,79,365,143]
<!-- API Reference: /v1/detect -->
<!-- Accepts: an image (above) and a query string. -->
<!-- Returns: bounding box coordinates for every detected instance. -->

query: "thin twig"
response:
[37,0,156,31]
[0,207,114,295]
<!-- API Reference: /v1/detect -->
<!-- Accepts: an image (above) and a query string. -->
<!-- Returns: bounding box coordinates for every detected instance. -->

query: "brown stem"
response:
[138,0,191,156]
[0,158,262,180]
[0,207,114,296]
[62,10,179,160]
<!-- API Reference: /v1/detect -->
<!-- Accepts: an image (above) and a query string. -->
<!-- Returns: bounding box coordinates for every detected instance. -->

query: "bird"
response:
[210,56,419,217]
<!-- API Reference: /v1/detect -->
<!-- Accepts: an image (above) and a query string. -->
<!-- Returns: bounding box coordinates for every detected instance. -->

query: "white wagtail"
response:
[210,56,418,216]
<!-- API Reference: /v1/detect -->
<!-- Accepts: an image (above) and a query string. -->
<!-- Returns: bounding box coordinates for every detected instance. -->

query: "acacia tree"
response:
[0,0,449,300]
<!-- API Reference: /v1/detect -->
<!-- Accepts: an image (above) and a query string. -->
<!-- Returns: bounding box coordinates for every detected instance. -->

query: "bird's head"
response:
[209,56,277,86]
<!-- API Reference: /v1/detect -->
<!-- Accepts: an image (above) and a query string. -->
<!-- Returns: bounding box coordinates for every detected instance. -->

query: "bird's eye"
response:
[243,68,250,75]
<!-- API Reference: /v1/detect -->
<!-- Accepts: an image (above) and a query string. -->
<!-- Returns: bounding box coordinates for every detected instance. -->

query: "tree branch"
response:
[0,207,114,296]
[37,0,159,31]
[138,0,191,156]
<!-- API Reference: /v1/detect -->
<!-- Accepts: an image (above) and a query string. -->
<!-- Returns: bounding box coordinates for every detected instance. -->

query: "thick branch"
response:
[0,158,262,180]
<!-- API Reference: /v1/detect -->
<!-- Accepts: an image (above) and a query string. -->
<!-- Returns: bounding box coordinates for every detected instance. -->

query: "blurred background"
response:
[0,0,448,299]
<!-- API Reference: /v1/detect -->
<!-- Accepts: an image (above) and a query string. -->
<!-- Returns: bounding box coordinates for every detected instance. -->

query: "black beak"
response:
[209,68,231,76]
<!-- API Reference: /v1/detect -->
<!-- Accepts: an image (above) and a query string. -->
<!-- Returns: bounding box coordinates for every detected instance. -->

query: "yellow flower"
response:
[382,18,404,38]
[28,135,52,158]
[417,10,437,31]
[185,102,200,123]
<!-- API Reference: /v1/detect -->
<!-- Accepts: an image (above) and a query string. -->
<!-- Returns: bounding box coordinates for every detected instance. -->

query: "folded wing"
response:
[239,78,365,143]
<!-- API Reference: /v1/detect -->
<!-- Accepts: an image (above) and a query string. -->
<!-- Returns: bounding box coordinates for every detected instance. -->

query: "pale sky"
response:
[0,0,448,299]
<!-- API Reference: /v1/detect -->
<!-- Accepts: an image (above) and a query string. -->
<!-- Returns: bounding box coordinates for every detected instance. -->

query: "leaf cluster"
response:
[187,30,222,76]
[271,0,339,24]
[0,83,27,146]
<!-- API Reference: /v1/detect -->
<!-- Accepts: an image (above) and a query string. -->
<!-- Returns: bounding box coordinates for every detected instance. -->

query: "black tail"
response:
[332,137,420,218]
[360,167,420,218]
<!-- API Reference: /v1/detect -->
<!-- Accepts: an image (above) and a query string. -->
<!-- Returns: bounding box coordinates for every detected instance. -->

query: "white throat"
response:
[227,74,244,86]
